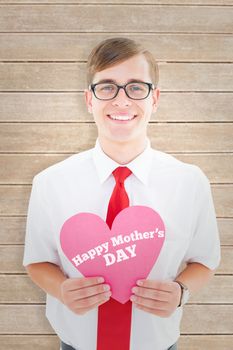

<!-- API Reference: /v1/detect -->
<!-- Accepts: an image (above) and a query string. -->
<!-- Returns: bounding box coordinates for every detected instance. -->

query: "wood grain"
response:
[0,123,232,153]
[178,335,233,349]
[189,275,233,303]
[0,5,233,33]
[0,186,31,216]
[0,304,232,333]
[181,305,233,333]
[0,33,232,62]
[0,63,233,91]
[0,184,232,216]
[1,154,232,184]
[0,275,232,304]
[1,0,233,4]
[0,275,45,303]
[0,305,53,334]
[0,0,232,346]
[0,92,232,122]
[0,217,231,245]
[0,245,230,274]
[0,335,232,350]
[0,335,59,350]
[0,217,26,244]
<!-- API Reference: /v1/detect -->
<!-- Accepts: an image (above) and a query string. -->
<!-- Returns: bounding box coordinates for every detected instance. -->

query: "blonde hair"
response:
[86,37,159,87]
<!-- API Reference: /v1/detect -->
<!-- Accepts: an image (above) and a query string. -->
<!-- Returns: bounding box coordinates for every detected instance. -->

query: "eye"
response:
[128,84,145,92]
[131,85,142,91]
[99,84,115,91]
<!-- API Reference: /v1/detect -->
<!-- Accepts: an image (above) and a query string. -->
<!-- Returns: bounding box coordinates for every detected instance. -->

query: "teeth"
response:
[108,115,135,121]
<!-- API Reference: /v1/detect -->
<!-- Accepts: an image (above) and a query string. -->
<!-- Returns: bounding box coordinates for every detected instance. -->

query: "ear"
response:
[84,89,93,114]
[152,88,160,113]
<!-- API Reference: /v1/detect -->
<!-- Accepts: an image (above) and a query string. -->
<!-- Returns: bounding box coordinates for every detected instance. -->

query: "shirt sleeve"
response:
[183,168,221,270]
[23,174,60,267]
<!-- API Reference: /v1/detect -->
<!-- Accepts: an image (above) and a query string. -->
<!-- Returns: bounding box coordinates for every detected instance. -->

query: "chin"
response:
[108,132,140,144]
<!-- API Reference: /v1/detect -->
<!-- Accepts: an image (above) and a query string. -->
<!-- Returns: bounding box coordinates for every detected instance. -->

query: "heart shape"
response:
[60,205,165,304]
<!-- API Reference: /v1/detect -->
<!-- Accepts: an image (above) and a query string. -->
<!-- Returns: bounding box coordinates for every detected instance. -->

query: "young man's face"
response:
[85,53,160,145]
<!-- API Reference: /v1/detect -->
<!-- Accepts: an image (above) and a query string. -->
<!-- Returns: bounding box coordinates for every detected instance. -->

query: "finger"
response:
[131,286,169,302]
[66,277,105,291]
[136,279,174,292]
[74,295,112,315]
[130,295,167,310]
[71,283,111,300]
[92,294,113,308]
[134,303,168,317]
[74,291,112,309]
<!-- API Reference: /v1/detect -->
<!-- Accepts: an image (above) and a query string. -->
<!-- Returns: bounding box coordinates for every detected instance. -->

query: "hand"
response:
[60,277,111,315]
[130,279,181,318]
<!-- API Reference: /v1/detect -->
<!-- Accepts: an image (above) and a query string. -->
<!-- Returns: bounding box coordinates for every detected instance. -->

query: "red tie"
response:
[97,166,132,350]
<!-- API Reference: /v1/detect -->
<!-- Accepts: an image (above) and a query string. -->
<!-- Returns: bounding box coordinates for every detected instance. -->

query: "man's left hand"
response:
[130,280,182,318]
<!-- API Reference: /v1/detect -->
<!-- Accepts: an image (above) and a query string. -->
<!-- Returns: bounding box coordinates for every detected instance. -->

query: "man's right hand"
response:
[60,277,111,315]
[26,263,111,316]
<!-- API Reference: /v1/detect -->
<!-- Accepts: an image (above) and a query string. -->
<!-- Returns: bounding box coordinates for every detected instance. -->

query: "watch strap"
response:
[175,280,189,307]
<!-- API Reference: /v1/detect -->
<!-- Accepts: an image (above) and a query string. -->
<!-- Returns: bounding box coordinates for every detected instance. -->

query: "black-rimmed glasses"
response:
[89,82,155,101]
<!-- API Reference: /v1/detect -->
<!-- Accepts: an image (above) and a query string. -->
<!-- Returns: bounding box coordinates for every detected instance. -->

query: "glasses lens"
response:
[94,83,117,100]
[126,83,149,99]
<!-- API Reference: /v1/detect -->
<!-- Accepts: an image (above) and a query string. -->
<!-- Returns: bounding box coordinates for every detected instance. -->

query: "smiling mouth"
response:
[106,114,137,121]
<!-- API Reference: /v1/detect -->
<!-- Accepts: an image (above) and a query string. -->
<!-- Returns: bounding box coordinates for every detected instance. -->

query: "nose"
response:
[111,87,132,107]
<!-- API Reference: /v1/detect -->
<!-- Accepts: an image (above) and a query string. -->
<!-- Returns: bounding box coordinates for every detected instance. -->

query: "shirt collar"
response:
[92,138,153,185]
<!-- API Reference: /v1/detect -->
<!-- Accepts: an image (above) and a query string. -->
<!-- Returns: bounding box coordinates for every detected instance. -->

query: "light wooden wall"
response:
[0,1,233,349]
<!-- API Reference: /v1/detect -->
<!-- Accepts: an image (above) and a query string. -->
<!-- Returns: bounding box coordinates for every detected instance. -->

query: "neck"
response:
[98,137,148,164]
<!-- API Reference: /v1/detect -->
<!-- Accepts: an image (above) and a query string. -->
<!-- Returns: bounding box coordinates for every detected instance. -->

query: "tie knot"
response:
[112,167,132,185]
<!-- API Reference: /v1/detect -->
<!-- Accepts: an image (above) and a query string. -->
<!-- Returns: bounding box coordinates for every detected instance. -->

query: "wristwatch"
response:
[175,280,190,307]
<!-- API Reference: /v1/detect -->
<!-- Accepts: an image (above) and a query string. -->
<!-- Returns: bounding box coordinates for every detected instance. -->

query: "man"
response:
[23,37,220,350]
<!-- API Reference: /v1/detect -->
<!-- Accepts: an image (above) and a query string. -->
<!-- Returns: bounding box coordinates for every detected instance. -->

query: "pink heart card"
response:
[60,205,165,304]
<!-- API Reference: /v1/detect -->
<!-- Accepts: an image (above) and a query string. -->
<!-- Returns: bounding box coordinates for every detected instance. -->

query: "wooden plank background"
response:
[0,1,232,349]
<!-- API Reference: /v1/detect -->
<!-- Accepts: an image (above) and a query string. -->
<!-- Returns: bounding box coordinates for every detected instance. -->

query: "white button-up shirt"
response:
[23,138,220,350]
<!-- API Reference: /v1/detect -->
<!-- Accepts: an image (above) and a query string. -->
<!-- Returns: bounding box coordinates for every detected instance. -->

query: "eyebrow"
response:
[94,78,147,84]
